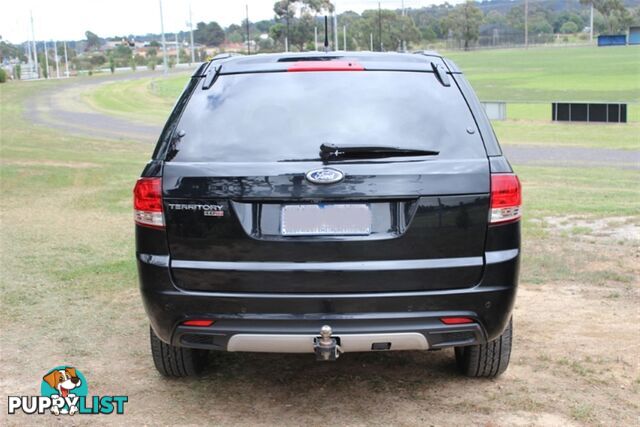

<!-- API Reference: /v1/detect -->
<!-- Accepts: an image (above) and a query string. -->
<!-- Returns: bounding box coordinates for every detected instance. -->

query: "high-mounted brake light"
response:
[133,178,164,229]
[287,60,364,72]
[440,317,475,325]
[490,174,522,224]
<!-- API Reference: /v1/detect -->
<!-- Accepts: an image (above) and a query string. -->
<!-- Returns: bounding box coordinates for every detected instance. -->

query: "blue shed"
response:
[598,34,627,46]
[629,26,640,45]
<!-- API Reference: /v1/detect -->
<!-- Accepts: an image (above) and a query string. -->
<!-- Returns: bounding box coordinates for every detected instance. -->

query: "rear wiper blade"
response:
[320,143,439,161]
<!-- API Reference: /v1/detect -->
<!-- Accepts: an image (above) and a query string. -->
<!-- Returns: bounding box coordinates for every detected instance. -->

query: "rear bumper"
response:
[137,248,519,352]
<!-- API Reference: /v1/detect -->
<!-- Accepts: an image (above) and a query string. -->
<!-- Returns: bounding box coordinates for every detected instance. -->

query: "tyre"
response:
[455,318,512,378]
[149,327,209,377]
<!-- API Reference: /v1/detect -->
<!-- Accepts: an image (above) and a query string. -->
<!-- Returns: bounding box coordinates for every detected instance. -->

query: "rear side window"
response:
[170,71,485,162]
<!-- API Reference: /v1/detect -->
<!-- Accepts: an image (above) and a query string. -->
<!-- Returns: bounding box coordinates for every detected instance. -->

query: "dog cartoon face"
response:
[43,367,82,398]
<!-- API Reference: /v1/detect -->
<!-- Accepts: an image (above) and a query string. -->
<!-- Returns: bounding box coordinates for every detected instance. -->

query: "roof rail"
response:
[211,52,244,61]
[413,50,442,58]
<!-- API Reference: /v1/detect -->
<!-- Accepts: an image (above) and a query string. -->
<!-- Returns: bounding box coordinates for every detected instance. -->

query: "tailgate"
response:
[163,159,490,293]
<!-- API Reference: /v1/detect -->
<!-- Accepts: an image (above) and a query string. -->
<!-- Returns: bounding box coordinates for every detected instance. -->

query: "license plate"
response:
[281,204,371,236]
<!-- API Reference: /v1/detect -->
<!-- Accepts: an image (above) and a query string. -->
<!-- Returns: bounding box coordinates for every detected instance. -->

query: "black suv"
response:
[134,52,521,378]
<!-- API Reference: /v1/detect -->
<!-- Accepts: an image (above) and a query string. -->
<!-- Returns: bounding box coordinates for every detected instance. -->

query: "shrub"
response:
[0,68,7,83]
[560,21,579,34]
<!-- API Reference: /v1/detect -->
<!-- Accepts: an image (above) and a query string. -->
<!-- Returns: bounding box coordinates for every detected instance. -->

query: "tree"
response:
[349,9,420,51]
[580,0,629,33]
[85,31,102,50]
[273,0,334,50]
[443,1,483,50]
[194,21,225,46]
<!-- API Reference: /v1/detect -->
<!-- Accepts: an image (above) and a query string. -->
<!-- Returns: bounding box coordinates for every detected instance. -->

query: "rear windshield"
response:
[170,71,486,162]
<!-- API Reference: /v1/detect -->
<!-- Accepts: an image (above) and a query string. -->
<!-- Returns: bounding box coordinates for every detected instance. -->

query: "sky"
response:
[1,0,462,44]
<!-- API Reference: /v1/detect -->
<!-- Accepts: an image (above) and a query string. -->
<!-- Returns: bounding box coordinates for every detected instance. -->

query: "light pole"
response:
[189,4,195,64]
[64,41,69,78]
[43,40,49,78]
[175,33,180,66]
[590,3,594,43]
[159,0,168,75]
[524,0,529,48]
[245,4,250,55]
[333,2,338,50]
[343,25,346,51]
[54,41,60,78]
[30,10,39,78]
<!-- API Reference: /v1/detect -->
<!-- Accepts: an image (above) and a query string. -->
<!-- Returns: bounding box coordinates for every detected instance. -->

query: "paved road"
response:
[24,70,165,143]
[23,72,639,169]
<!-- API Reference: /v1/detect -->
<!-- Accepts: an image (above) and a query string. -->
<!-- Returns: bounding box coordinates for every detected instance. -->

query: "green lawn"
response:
[84,73,190,124]
[446,45,640,102]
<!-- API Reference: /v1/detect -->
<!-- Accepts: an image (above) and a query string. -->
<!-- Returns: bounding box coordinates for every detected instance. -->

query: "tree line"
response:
[2,0,639,74]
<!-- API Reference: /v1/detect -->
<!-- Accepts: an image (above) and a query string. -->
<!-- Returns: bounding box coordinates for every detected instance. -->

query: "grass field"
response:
[2,78,639,424]
[1,45,639,424]
[446,45,640,102]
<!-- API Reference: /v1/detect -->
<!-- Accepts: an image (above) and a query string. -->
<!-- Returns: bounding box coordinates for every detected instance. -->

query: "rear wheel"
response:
[149,327,209,377]
[455,318,512,378]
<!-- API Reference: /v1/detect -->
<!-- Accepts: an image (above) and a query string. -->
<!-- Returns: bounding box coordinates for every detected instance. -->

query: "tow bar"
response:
[314,325,341,361]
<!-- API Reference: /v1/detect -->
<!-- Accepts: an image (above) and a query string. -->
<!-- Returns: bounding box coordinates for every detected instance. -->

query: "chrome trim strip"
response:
[171,257,483,272]
[138,254,169,267]
[226,333,429,353]
[140,248,518,272]
[485,249,519,264]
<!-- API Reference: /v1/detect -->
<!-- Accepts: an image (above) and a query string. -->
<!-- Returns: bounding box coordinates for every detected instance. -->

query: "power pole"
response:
[370,33,373,51]
[589,3,594,43]
[245,4,251,55]
[189,4,195,64]
[159,0,168,75]
[30,10,39,78]
[378,2,382,52]
[63,41,69,78]
[524,0,529,48]
[315,26,318,50]
[43,40,49,78]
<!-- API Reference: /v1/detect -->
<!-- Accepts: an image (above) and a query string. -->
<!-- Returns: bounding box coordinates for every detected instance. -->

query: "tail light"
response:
[441,317,475,325]
[490,174,522,224]
[133,178,164,229]
[182,319,215,327]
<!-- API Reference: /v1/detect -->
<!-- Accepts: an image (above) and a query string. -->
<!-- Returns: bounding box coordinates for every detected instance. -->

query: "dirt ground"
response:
[1,229,638,426]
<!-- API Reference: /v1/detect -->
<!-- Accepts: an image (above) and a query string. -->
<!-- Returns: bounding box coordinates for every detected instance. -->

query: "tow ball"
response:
[314,325,341,361]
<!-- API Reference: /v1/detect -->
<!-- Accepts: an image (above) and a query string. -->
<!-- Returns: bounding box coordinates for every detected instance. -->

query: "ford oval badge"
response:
[305,168,344,185]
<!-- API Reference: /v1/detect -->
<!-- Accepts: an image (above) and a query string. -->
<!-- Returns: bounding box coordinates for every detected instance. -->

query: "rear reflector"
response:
[133,177,164,229]
[287,60,364,72]
[490,174,522,224]
[182,319,215,327]
[440,317,475,325]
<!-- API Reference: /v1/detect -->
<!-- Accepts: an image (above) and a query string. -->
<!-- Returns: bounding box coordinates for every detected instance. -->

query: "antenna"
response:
[324,16,329,52]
